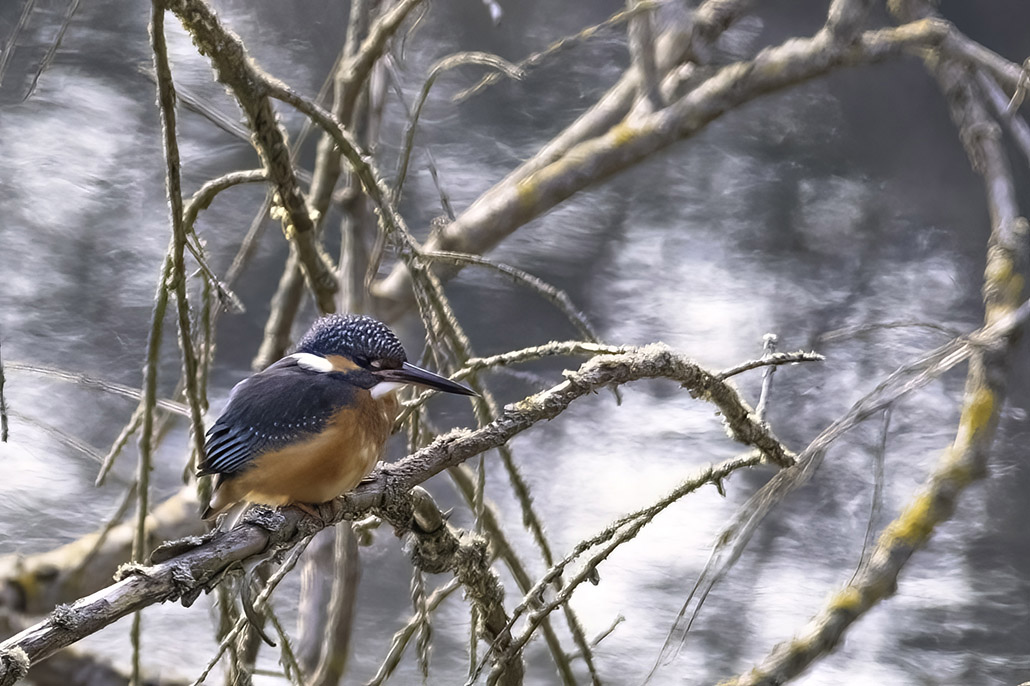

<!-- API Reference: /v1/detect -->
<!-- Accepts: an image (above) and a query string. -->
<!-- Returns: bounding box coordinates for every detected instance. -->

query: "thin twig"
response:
[0,0,35,89]
[382,55,455,219]
[70,481,140,584]
[411,568,432,678]
[151,0,209,539]
[136,64,252,140]
[22,0,80,101]
[472,453,762,684]
[716,350,825,380]
[423,250,600,341]
[816,320,962,343]
[129,611,143,686]
[6,410,105,463]
[588,615,624,650]
[1004,57,1030,115]
[364,578,461,686]
[304,524,360,686]
[976,68,1030,168]
[264,608,305,686]
[754,334,778,420]
[849,407,889,585]
[0,338,8,442]
[6,362,189,416]
[133,118,170,566]
[191,536,315,686]
[454,1,654,102]
[181,168,269,312]
[95,407,143,487]
[627,0,660,110]
[393,52,522,202]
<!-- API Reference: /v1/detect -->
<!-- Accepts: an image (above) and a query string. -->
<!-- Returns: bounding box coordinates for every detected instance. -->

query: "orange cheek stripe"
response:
[326,354,361,372]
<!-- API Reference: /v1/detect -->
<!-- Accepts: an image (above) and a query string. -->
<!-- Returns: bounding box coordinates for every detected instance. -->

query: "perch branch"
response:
[0,344,795,683]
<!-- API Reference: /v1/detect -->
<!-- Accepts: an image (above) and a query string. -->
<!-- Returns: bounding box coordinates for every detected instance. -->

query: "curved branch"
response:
[393,52,521,203]
[4,363,189,416]
[396,343,796,483]
[717,2,1030,682]
[421,250,600,341]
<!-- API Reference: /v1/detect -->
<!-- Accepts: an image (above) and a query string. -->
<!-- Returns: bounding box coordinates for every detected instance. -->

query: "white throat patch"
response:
[371,381,405,399]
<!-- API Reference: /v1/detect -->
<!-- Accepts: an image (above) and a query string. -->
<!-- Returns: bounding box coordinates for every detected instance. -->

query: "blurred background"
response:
[1,1,1029,684]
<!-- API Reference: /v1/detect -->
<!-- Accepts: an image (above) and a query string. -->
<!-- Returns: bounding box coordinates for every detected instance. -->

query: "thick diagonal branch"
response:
[371,12,1022,318]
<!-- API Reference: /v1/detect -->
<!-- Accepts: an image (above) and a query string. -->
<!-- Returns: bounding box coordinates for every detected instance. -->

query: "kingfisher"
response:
[198,314,476,520]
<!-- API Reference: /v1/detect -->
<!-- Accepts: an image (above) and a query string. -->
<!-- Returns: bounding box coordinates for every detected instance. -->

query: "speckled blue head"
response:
[295,314,407,368]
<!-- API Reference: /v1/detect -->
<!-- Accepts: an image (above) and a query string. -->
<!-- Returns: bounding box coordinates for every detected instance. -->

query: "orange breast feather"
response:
[215,390,399,509]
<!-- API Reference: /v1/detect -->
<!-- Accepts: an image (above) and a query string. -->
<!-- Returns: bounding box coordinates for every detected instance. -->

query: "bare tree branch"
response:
[0,343,797,683]
[0,490,202,618]
[716,1,1030,681]
[369,15,962,318]
[163,0,339,313]
[0,0,35,90]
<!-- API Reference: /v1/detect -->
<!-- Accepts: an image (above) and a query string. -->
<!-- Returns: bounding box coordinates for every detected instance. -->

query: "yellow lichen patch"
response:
[16,570,41,604]
[788,634,815,655]
[984,254,1024,315]
[717,667,768,686]
[281,219,297,239]
[515,177,538,212]
[984,254,1013,283]
[609,121,641,147]
[958,387,995,440]
[882,492,935,545]
[828,586,864,614]
[1004,273,1025,303]
[939,448,977,487]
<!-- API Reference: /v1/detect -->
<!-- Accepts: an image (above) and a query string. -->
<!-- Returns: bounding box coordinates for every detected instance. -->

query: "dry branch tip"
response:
[0,647,28,686]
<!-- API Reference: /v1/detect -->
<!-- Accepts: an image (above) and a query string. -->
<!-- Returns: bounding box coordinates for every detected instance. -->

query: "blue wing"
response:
[198,356,366,477]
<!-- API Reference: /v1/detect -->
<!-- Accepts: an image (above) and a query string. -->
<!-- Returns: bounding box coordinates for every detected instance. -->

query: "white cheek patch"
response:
[371,381,405,399]
[290,352,334,373]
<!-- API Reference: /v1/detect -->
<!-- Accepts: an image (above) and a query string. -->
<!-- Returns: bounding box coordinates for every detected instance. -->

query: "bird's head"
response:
[294,314,477,398]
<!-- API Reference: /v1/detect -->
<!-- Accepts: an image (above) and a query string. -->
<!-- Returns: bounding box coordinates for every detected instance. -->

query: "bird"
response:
[197,314,476,520]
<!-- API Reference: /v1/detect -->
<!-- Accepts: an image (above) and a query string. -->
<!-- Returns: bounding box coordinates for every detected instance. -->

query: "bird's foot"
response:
[292,500,343,527]
[360,463,389,485]
[292,501,320,518]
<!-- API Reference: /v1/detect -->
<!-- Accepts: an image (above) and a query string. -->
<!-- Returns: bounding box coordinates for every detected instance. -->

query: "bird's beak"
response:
[376,362,478,396]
